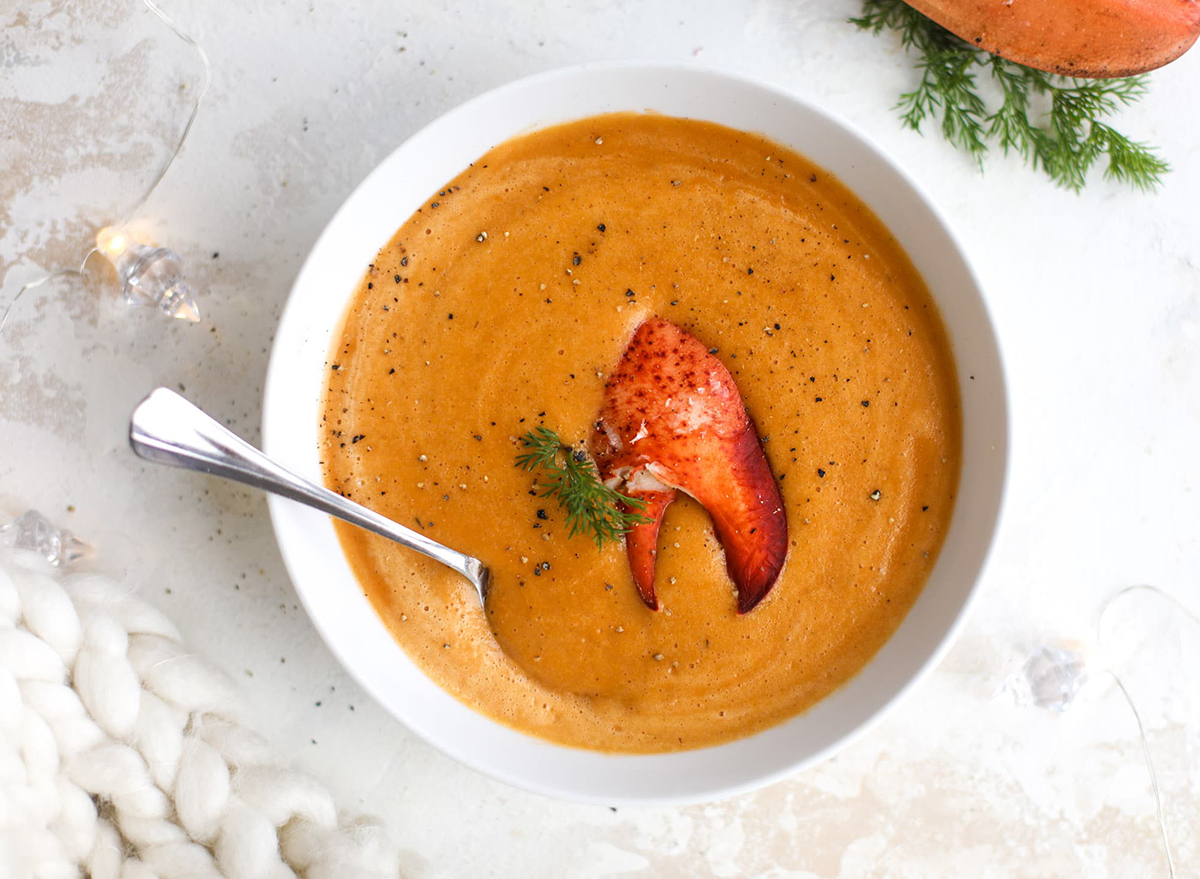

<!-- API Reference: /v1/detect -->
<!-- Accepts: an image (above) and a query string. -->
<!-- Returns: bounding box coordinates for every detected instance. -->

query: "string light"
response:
[0,0,210,335]
[0,510,93,567]
[1004,584,1199,879]
[95,225,199,321]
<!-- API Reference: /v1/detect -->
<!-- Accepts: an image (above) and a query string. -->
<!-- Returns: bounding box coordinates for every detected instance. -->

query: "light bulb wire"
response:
[123,0,211,225]
[0,0,211,336]
[1096,584,1200,879]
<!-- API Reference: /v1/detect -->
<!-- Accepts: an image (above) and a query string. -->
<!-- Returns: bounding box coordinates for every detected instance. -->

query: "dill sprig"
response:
[851,0,1169,191]
[515,426,651,549]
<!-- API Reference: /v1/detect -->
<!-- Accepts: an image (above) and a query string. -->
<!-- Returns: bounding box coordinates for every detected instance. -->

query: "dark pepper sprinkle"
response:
[815,396,823,402]
[922,506,929,512]
[536,509,548,520]
[747,268,754,275]
[817,468,826,478]
[625,289,635,297]
[573,255,582,266]
[709,347,719,355]
[862,400,869,407]
[395,274,401,283]
[330,364,340,370]
[401,257,409,266]
[870,490,882,501]
[597,223,606,232]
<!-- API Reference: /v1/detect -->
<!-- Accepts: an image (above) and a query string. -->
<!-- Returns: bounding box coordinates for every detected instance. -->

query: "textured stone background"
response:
[2,1,1198,876]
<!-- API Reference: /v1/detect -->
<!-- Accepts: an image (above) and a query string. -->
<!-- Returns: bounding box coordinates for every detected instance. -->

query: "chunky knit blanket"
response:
[0,543,399,879]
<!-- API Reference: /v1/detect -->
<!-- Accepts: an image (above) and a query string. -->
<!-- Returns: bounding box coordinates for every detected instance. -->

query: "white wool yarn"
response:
[0,546,401,879]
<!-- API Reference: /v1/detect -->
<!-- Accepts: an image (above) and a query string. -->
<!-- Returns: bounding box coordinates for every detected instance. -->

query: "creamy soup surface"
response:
[321,113,961,753]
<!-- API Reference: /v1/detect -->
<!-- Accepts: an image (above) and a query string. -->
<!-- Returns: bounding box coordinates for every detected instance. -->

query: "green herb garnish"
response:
[851,0,1169,191]
[515,426,651,548]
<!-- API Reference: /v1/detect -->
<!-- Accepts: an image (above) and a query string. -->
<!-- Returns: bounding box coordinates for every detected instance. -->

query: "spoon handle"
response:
[128,388,489,602]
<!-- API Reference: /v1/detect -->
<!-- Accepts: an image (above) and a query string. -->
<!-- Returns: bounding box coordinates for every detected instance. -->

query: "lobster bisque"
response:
[320,113,961,752]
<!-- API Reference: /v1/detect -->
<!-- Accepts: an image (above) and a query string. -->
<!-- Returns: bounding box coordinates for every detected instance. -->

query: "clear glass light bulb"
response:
[96,226,200,322]
[1014,645,1089,711]
[1,510,93,567]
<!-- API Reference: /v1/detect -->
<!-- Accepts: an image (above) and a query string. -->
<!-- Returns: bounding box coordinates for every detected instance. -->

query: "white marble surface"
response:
[3,1,1199,876]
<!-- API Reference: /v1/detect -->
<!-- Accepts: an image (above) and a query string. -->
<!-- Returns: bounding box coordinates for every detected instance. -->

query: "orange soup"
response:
[321,113,961,752]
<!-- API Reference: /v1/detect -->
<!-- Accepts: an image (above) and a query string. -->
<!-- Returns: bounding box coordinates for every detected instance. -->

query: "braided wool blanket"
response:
[0,545,400,879]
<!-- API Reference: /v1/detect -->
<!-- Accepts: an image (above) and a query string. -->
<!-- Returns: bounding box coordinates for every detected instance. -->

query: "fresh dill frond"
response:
[515,426,651,549]
[851,0,1168,191]
[513,426,564,472]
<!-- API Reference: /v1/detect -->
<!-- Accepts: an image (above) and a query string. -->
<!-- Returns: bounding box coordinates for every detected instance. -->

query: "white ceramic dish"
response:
[263,62,1009,805]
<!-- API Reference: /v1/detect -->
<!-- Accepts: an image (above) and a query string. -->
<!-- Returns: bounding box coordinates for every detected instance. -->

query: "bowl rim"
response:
[263,59,1011,806]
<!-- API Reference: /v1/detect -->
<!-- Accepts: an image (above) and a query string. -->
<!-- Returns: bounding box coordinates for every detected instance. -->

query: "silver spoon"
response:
[128,387,490,603]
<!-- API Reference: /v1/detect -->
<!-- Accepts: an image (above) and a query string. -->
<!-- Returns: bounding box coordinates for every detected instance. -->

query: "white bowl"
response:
[263,62,1009,805]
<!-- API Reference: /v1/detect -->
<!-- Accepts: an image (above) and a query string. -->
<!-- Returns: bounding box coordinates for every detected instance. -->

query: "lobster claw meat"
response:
[589,318,788,613]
